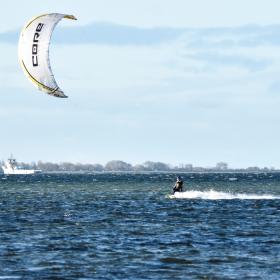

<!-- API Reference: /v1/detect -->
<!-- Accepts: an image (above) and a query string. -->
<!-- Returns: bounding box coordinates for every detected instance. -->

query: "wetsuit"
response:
[173,180,183,194]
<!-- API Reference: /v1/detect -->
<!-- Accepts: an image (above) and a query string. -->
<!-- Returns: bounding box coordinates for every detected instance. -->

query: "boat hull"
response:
[2,168,40,175]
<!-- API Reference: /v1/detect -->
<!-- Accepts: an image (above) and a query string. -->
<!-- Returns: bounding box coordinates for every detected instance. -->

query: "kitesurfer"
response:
[173,176,183,194]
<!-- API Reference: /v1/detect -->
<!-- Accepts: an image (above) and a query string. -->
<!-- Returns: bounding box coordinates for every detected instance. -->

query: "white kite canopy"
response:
[18,13,77,98]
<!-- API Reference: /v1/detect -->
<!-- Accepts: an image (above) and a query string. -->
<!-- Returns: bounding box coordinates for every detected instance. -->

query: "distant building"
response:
[216,162,228,171]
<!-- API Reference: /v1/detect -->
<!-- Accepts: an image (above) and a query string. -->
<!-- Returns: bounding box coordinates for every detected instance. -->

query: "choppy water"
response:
[1,172,280,279]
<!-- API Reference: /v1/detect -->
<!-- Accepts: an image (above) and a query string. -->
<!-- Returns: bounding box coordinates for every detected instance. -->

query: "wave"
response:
[168,190,280,200]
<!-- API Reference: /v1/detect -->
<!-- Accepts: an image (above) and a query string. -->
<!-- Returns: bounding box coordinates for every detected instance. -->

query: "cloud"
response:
[53,22,280,49]
[2,22,280,47]
[0,22,185,46]
[55,22,186,45]
[185,52,272,72]
[185,25,280,49]
[0,31,19,44]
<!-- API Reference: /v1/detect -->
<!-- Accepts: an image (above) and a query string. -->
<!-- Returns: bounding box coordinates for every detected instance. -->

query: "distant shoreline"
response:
[1,159,277,173]
[18,170,280,174]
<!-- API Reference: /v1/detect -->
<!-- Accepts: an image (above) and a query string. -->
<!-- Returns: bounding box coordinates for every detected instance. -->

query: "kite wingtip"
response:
[65,15,77,20]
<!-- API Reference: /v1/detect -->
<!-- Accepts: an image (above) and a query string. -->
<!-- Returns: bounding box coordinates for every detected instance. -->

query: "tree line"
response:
[2,160,277,172]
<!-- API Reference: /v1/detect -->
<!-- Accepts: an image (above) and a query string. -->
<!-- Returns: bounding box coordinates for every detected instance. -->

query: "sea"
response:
[0,172,280,280]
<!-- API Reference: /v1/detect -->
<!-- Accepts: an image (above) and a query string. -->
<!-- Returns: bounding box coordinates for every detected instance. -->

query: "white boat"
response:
[1,156,41,175]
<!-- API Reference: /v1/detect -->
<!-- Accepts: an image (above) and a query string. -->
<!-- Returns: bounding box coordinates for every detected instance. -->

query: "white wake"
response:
[168,190,280,200]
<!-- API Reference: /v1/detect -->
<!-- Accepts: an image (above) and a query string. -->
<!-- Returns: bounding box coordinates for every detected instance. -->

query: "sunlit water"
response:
[1,173,280,279]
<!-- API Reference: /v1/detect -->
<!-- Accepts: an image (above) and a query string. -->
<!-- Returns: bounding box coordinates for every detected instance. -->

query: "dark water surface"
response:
[1,173,280,279]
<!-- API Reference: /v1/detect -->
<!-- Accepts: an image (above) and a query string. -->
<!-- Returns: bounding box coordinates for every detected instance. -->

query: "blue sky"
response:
[1,0,280,167]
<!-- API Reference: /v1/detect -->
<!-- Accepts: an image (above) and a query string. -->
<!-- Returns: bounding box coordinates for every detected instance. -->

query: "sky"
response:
[1,0,280,168]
